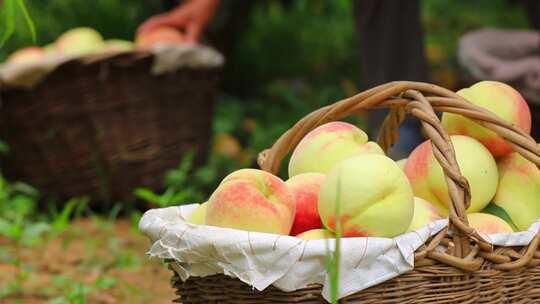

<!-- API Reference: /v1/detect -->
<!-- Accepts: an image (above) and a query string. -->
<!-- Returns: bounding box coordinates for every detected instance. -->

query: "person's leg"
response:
[353,0,429,158]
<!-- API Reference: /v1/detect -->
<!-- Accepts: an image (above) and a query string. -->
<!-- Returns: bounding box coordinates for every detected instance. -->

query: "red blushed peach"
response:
[404,135,498,215]
[468,213,514,234]
[206,169,295,234]
[7,47,45,64]
[288,121,384,177]
[442,81,531,158]
[285,173,326,235]
[135,26,185,48]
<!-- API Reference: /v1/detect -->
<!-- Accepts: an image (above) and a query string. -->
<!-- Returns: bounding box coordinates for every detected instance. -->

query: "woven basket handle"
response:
[258,81,540,262]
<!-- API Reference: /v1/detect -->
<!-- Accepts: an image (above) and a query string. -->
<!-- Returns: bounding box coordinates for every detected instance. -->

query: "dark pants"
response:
[353,0,429,158]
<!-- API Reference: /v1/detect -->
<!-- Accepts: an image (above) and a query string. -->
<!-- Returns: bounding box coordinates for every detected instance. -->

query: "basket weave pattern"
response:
[173,82,540,303]
[0,53,219,201]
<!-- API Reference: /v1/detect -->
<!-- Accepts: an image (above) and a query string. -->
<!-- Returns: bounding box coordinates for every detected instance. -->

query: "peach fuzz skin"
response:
[318,154,414,238]
[296,229,335,240]
[493,149,540,231]
[206,169,295,234]
[442,81,531,158]
[288,121,383,177]
[407,197,443,232]
[285,173,326,235]
[136,27,185,48]
[7,47,45,64]
[467,213,514,234]
[404,135,498,215]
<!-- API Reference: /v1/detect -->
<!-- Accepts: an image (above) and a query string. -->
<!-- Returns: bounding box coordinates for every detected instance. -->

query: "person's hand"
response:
[137,0,220,43]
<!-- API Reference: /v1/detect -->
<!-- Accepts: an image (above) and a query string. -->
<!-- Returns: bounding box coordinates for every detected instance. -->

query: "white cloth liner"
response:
[0,44,224,89]
[139,204,540,302]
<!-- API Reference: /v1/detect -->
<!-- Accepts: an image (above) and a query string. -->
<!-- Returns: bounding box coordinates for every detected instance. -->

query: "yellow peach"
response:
[404,135,498,215]
[318,154,414,237]
[55,27,105,56]
[407,197,443,232]
[186,202,208,225]
[296,229,335,240]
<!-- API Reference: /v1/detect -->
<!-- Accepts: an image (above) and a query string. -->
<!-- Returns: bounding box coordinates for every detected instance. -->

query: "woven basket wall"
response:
[0,52,220,202]
[167,81,540,303]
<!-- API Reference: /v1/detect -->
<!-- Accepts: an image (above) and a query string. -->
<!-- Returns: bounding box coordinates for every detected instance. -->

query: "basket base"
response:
[170,264,540,303]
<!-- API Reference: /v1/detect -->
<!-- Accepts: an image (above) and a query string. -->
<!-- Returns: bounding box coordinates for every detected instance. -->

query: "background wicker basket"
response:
[0,51,221,202]
[170,81,540,303]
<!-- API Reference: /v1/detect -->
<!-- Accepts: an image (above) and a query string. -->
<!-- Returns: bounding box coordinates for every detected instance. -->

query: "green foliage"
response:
[134,151,205,207]
[0,0,35,47]
[228,0,357,95]
[422,0,527,65]
[0,175,47,246]
[48,197,89,237]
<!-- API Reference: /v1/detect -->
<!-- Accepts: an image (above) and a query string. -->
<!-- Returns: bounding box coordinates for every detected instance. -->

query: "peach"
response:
[135,26,185,48]
[104,39,134,52]
[206,169,295,234]
[55,27,105,56]
[396,158,407,171]
[285,173,326,235]
[186,202,208,225]
[492,149,540,231]
[7,47,45,64]
[407,197,443,232]
[296,229,335,240]
[318,154,414,237]
[467,213,514,234]
[288,121,384,177]
[404,135,498,215]
[442,81,531,158]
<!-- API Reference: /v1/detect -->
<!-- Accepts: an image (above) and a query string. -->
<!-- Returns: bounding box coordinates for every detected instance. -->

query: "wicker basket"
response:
[169,81,540,303]
[0,51,220,202]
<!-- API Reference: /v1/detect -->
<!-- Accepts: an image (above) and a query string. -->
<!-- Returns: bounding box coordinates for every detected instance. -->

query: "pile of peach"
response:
[4,26,187,66]
[187,81,539,240]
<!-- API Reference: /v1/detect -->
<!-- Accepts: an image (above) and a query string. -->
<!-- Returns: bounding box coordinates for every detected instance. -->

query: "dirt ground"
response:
[0,218,176,304]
